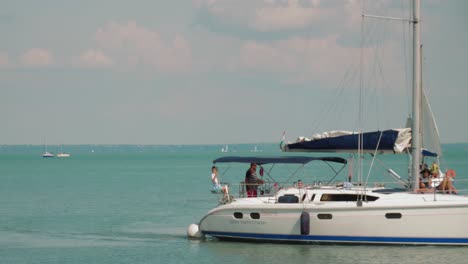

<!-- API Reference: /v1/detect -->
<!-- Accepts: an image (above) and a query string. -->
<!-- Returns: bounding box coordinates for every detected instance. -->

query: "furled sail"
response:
[281,128,411,154]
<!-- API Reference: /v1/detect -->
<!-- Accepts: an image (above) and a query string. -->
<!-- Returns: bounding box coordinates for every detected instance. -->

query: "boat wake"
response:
[0,226,189,249]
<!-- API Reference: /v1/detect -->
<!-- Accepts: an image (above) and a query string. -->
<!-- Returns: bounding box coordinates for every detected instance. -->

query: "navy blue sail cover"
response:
[422,149,438,157]
[213,156,347,165]
[284,130,405,153]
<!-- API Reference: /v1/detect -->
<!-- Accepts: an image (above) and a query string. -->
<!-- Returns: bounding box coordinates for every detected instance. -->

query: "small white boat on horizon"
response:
[221,145,229,153]
[56,145,71,158]
[42,151,55,158]
[57,153,71,158]
[42,140,54,158]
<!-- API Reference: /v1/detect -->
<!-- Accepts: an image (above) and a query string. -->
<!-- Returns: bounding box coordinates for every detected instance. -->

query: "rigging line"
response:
[361,5,384,120]
[220,164,231,178]
[364,8,390,129]
[373,19,400,129]
[260,165,277,184]
[367,23,383,129]
[364,130,384,189]
[308,62,356,134]
[326,163,348,185]
[281,165,304,189]
[358,0,367,186]
[372,155,407,186]
[401,0,411,114]
[266,163,275,177]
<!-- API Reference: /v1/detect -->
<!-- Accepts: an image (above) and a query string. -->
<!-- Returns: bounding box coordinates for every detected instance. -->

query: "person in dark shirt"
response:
[245,163,264,197]
[419,168,432,189]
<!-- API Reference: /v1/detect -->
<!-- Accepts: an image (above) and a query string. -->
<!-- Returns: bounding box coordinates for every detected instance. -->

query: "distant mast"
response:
[411,0,421,191]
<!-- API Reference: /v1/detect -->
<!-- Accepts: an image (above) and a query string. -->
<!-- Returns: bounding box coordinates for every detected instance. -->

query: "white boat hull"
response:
[42,152,55,158]
[199,189,468,245]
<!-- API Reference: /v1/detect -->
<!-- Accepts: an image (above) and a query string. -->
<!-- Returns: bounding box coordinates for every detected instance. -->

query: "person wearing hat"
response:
[419,168,432,189]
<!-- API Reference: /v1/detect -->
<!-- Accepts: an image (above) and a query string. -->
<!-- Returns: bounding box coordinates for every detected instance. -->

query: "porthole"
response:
[385,213,402,219]
[250,213,260,219]
[234,212,243,219]
[317,214,333,220]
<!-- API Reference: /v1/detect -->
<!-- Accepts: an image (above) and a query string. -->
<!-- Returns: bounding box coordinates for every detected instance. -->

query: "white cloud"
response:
[196,0,361,33]
[234,35,355,80]
[252,0,330,32]
[238,41,296,73]
[19,48,54,67]
[232,35,404,88]
[72,49,113,68]
[95,21,192,72]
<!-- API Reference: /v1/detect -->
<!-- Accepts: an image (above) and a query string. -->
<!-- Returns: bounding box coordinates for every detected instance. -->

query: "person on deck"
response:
[430,161,439,175]
[419,168,432,189]
[438,169,457,194]
[245,163,264,197]
[211,166,229,198]
[297,179,304,189]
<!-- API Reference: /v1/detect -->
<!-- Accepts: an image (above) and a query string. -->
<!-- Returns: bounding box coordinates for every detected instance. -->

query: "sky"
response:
[1,0,467,145]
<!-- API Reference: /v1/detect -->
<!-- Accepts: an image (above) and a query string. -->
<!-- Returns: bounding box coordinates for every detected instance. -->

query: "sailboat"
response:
[250,145,261,153]
[42,141,54,158]
[57,145,71,158]
[221,145,229,153]
[189,0,468,245]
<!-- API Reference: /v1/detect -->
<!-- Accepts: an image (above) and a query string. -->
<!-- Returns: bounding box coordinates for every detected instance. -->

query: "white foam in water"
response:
[120,221,188,239]
[0,230,134,249]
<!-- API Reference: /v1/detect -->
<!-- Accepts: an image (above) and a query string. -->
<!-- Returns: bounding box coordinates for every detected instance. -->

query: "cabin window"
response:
[320,194,379,202]
[233,212,243,219]
[317,214,333,220]
[278,194,299,203]
[250,213,260,219]
[385,213,402,219]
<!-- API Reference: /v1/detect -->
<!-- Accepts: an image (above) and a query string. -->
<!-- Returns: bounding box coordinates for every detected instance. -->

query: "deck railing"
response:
[211,178,468,203]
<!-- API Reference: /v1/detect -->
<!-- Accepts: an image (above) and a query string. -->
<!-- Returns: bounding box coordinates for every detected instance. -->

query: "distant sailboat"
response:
[42,141,54,158]
[57,145,71,158]
[42,151,54,158]
[221,145,229,153]
[250,145,262,153]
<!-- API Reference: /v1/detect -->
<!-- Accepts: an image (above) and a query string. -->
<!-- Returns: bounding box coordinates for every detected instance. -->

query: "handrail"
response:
[209,178,468,201]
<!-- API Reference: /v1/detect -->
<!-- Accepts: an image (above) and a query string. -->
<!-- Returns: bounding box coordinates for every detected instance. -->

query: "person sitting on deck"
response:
[430,161,439,176]
[437,169,458,194]
[245,163,264,197]
[419,168,432,190]
[211,166,229,198]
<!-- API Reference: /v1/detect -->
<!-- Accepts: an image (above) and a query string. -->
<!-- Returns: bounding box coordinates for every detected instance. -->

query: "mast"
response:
[411,0,421,191]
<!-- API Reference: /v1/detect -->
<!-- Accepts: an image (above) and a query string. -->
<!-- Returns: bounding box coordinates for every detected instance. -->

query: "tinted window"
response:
[320,194,379,202]
[317,214,333,220]
[233,212,243,219]
[250,213,260,219]
[385,213,402,219]
[278,195,299,203]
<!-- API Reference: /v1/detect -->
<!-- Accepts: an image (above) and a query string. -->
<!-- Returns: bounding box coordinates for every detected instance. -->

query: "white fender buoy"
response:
[187,224,204,239]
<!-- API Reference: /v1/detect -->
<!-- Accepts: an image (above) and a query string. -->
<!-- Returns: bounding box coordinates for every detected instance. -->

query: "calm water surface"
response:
[1,144,468,264]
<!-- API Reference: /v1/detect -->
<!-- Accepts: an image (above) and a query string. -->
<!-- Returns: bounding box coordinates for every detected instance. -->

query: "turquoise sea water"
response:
[1,144,468,264]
